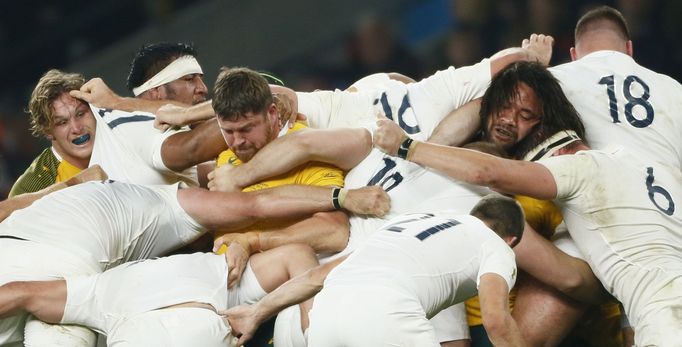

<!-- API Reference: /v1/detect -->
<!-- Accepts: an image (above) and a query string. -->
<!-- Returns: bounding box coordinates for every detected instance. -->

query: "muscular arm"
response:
[178,185,388,231]
[69,78,187,114]
[514,223,607,303]
[211,128,371,192]
[409,141,557,200]
[160,119,228,172]
[224,256,346,346]
[0,280,67,324]
[373,117,556,199]
[479,273,527,347]
[256,211,349,253]
[489,33,554,75]
[214,210,350,255]
[427,99,481,146]
[156,85,294,129]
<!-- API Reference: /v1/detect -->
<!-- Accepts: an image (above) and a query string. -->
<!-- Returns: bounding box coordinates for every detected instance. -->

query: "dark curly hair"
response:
[480,61,586,158]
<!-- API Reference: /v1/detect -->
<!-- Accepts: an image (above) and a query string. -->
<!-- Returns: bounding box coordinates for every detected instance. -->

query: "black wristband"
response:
[397,137,414,160]
[332,187,342,209]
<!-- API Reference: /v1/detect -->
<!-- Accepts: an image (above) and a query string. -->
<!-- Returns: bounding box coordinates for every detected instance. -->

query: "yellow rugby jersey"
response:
[9,147,82,197]
[214,122,345,254]
[56,158,82,183]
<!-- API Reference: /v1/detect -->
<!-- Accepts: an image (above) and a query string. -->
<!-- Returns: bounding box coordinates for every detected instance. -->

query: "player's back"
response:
[540,147,682,312]
[550,50,682,169]
[0,181,197,269]
[344,149,488,249]
[328,212,516,318]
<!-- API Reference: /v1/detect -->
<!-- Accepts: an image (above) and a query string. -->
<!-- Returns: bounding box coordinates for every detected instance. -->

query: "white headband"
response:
[132,55,203,96]
[523,130,580,161]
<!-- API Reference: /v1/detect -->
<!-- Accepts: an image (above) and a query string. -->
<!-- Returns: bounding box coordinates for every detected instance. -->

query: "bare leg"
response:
[512,273,586,347]
[441,340,470,347]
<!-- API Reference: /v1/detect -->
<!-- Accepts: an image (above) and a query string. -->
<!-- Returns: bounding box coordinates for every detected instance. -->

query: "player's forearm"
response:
[409,141,556,200]
[428,99,481,146]
[514,224,607,304]
[490,47,533,76]
[251,271,322,324]
[113,96,186,114]
[228,135,313,189]
[181,100,215,123]
[409,141,502,187]
[1,165,107,221]
[252,185,339,220]
[188,185,386,231]
[489,35,553,76]
[256,211,350,253]
[479,276,527,346]
[161,120,228,171]
[485,314,527,347]
[0,182,68,222]
[232,128,369,189]
[251,257,343,323]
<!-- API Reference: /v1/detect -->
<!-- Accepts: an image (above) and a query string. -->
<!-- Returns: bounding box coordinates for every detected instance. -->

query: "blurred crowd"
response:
[1,0,681,198]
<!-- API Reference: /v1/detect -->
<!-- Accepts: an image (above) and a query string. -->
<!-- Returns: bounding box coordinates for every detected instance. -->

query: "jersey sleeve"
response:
[296,89,380,129]
[8,148,59,197]
[476,239,517,292]
[406,59,491,135]
[94,106,184,174]
[537,153,592,201]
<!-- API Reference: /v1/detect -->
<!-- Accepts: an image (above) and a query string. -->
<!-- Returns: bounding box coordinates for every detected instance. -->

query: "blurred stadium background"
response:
[1,0,680,198]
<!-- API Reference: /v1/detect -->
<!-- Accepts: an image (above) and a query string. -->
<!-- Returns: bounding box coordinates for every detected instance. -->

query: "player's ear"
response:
[267,103,279,123]
[145,86,162,100]
[569,47,578,61]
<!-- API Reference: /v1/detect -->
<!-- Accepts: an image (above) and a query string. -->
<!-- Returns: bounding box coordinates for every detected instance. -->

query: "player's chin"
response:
[68,142,95,159]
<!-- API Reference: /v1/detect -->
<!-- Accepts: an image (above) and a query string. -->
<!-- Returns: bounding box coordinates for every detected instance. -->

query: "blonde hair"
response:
[28,69,85,137]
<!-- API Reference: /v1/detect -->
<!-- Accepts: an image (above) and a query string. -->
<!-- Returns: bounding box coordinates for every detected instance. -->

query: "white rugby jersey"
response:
[326,213,517,318]
[539,147,682,343]
[63,252,228,334]
[297,61,494,252]
[550,51,682,169]
[89,105,199,186]
[297,59,491,134]
[0,180,205,269]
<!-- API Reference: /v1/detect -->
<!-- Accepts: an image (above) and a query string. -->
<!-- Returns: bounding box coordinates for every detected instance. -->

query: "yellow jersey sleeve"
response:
[9,147,82,197]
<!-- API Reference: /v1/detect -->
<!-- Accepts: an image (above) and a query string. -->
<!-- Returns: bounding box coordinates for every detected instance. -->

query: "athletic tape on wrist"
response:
[338,188,348,208]
[332,188,342,209]
[397,137,414,160]
[132,55,203,96]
